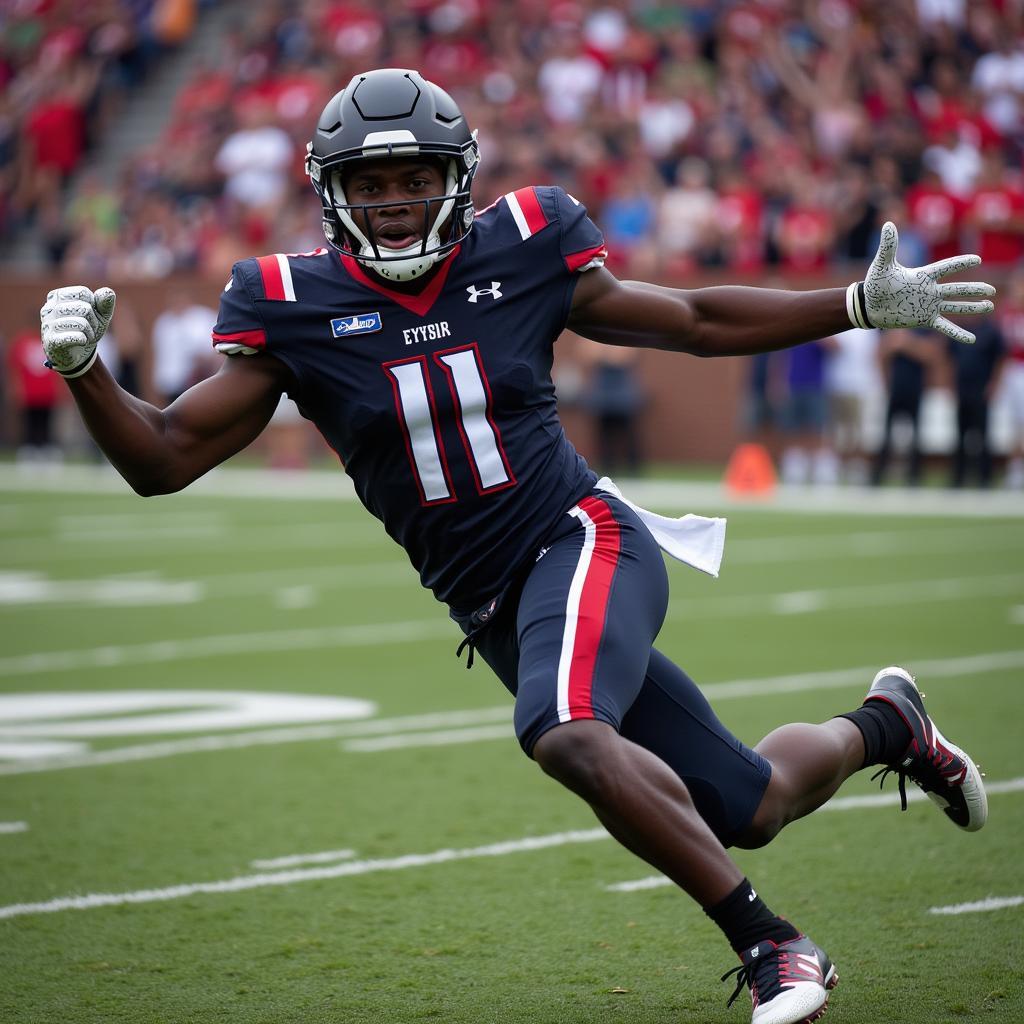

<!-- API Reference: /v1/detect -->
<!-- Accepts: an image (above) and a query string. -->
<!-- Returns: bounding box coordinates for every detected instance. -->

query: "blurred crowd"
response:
[0,0,204,258]
[4,0,1024,484]
[2,0,1023,282]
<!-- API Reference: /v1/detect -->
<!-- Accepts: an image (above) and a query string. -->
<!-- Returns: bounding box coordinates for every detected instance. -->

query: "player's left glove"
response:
[846,222,995,344]
[40,285,117,378]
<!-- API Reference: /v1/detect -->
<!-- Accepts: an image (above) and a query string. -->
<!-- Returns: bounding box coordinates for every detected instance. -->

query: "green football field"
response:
[1,467,1022,1024]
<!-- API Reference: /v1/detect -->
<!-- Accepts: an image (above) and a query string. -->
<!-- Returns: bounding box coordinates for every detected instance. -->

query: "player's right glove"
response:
[846,222,995,344]
[39,285,117,378]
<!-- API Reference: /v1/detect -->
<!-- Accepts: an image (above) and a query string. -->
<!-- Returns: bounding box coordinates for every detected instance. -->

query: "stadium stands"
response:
[4,0,1022,281]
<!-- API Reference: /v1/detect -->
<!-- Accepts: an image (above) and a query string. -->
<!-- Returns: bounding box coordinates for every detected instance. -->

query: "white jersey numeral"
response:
[384,344,514,505]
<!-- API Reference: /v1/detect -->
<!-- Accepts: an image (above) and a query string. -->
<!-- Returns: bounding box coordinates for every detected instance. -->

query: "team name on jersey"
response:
[403,321,452,346]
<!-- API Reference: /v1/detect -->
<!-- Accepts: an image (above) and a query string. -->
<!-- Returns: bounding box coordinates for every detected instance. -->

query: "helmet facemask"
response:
[309,137,479,282]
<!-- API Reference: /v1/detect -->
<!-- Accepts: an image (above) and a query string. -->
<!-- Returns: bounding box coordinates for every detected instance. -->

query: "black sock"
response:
[705,878,799,955]
[837,701,911,768]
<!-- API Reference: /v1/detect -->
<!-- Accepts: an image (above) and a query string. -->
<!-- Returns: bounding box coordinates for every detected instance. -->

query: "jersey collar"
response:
[339,245,461,317]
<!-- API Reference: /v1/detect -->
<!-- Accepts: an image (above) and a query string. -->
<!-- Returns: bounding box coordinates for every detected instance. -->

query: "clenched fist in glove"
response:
[846,222,995,344]
[40,285,117,378]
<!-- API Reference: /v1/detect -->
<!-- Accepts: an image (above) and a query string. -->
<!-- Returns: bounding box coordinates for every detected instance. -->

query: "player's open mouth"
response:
[377,225,421,250]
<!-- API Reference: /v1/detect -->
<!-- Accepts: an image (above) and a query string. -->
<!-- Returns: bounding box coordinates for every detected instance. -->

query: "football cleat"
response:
[865,666,987,832]
[722,934,838,1024]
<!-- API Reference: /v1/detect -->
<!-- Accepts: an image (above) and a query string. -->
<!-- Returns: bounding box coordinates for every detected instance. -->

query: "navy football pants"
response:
[470,490,771,847]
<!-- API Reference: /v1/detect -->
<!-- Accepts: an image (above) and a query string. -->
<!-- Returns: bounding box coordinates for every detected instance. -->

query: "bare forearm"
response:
[633,283,852,357]
[65,360,179,493]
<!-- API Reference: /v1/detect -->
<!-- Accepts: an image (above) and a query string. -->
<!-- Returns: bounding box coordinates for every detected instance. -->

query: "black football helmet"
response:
[306,68,480,281]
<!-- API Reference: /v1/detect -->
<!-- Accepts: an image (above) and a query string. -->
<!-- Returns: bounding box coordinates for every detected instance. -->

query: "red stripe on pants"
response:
[567,495,621,718]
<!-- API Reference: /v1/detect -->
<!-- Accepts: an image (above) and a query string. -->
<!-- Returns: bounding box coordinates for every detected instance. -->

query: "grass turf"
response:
[0,473,1021,1023]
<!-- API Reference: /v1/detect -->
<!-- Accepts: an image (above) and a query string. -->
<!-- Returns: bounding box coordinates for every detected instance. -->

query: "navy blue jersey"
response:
[213,185,608,614]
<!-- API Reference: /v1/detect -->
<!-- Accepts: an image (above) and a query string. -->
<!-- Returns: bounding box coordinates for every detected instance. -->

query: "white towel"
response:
[596,476,726,578]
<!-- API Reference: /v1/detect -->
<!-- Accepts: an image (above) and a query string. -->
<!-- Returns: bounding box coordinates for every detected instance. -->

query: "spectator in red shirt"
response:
[966,146,1024,265]
[26,95,84,172]
[6,323,63,466]
[905,166,968,262]
[997,269,1024,489]
[774,172,835,274]
[715,167,765,271]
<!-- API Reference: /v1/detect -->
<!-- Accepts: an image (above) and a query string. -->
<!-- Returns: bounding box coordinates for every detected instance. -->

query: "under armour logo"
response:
[467,281,502,303]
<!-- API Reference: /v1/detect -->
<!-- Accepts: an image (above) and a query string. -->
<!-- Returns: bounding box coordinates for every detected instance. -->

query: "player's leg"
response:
[741,666,988,846]
[513,495,741,904]
[607,644,838,1022]
[508,493,835,1024]
[739,718,865,846]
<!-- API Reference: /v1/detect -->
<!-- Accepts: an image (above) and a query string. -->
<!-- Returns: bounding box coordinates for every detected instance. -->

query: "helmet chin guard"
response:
[306,70,480,281]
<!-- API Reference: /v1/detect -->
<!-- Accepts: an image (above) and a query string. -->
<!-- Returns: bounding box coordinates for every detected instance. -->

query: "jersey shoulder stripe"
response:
[252,248,330,301]
[504,187,551,240]
[255,253,296,301]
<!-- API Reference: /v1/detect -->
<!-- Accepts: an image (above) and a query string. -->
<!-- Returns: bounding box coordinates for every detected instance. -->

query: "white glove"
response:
[846,222,995,344]
[40,285,117,378]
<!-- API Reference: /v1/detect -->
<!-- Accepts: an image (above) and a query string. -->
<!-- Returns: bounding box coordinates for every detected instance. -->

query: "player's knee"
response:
[735,792,786,849]
[733,815,783,850]
[532,720,621,804]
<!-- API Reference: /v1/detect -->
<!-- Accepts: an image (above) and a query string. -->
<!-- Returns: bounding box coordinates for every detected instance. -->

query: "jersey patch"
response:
[331,312,383,338]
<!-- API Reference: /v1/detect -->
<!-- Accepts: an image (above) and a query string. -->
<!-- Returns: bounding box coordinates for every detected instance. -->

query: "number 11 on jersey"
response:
[383,343,516,505]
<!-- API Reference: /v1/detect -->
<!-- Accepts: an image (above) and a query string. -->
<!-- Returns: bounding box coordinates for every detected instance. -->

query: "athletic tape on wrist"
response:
[46,348,99,380]
[846,281,870,330]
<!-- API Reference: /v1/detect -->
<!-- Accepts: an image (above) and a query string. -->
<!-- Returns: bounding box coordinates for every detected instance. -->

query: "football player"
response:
[40,70,993,1024]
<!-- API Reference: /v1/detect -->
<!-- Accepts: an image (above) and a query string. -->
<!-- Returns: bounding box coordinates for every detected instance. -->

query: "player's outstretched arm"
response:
[41,285,287,495]
[568,222,995,355]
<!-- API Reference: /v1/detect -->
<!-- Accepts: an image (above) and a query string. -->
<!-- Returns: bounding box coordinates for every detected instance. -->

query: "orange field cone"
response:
[724,442,777,498]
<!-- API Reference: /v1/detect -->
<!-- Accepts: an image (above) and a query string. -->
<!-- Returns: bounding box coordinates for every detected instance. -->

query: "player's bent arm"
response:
[568,270,850,357]
[65,355,287,495]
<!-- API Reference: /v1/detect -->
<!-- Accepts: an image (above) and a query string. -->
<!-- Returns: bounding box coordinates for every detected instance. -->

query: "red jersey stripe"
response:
[565,244,609,273]
[256,254,286,301]
[211,328,267,350]
[513,186,548,236]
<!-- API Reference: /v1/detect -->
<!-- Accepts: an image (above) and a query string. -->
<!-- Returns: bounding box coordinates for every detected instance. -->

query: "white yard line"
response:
[0,821,28,834]
[0,565,1016,613]
[929,896,1024,916]
[4,555,1024,664]
[0,828,610,920]
[2,652,1020,775]
[348,652,1024,754]
[2,776,1021,920]
[0,522,392,564]
[251,849,356,870]
[698,649,1024,701]
[667,573,1024,622]
[4,465,1024,517]
[820,776,1024,810]
[0,707,514,777]
[345,724,514,752]
[605,778,1024,895]
[606,876,674,893]
[724,525,1023,564]
[0,619,453,678]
